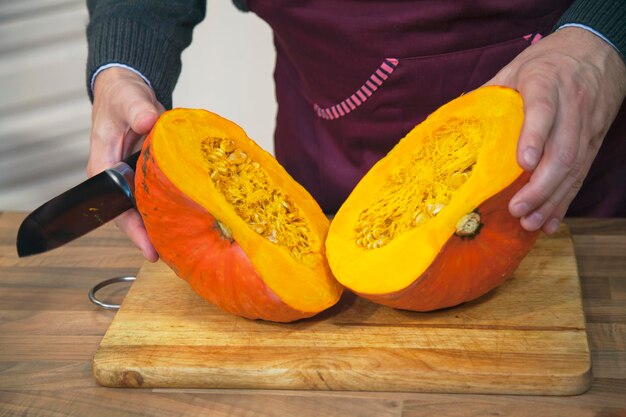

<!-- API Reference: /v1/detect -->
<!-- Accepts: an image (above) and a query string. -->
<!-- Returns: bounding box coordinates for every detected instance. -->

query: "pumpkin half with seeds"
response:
[135,109,342,322]
[326,86,540,311]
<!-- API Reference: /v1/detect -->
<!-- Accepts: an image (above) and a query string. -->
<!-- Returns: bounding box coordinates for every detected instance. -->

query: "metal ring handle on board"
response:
[88,276,136,310]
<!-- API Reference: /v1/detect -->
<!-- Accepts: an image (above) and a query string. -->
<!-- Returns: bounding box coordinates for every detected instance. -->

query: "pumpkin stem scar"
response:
[216,221,234,241]
[454,211,482,238]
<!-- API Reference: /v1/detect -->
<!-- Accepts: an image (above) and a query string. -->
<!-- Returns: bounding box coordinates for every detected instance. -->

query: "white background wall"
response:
[175,1,277,152]
[0,0,276,211]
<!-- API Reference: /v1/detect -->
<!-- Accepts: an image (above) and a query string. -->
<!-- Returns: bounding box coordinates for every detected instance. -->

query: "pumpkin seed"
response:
[449,172,469,189]
[427,203,445,216]
[221,140,237,153]
[414,212,426,225]
[207,152,222,162]
[228,150,247,164]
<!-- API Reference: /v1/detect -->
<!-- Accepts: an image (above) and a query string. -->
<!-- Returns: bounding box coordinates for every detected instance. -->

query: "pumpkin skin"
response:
[326,86,540,311]
[136,109,342,322]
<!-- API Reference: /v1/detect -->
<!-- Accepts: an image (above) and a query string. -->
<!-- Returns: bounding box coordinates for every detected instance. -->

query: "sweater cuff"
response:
[87,17,181,109]
[556,23,621,56]
[90,63,154,94]
[554,0,626,60]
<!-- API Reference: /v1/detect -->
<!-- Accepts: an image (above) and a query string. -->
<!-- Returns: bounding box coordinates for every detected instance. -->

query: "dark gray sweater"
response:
[86,0,626,109]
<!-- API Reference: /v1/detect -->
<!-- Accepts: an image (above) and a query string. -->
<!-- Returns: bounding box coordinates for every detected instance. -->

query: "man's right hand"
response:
[90,67,165,262]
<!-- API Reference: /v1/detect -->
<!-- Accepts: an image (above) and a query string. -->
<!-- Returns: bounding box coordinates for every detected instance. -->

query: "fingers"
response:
[486,29,624,234]
[115,210,159,262]
[507,76,560,219]
[511,81,586,233]
[516,76,559,172]
[484,52,558,175]
[539,139,597,234]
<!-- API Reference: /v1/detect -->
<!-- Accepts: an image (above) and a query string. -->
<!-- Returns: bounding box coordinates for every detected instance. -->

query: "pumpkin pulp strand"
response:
[355,118,483,249]
[201,137,318,265]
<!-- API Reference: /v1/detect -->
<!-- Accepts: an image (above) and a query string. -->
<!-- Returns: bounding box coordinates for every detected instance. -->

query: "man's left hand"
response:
[486,27,626,234]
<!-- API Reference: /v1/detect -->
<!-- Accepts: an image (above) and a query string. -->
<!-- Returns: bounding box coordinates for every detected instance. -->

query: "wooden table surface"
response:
[0,211,624,416]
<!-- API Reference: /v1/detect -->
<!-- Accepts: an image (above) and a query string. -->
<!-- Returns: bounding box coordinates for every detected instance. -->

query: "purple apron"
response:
[247,0,626,217]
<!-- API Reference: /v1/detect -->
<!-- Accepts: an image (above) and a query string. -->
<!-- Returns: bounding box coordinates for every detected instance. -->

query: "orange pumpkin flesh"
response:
[136,109,342,322]
[326,86,540,311]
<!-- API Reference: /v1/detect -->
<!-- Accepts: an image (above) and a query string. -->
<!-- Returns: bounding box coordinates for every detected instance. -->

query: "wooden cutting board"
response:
[93,226,590,394]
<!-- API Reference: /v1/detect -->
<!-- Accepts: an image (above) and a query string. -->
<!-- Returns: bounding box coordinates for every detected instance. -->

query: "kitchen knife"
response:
[16,152,140,257]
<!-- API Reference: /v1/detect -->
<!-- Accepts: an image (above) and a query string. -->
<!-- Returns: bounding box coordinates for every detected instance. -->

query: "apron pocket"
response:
[388,34,538,128]
[312,34,539,127]
[313,58,399,120]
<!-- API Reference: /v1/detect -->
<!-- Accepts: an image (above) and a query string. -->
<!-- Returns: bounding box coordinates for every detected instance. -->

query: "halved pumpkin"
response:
[326,86,539,311]
[135,109,342,322]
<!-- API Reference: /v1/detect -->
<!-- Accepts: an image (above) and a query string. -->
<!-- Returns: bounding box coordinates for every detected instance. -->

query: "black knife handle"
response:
[123,151,141,171]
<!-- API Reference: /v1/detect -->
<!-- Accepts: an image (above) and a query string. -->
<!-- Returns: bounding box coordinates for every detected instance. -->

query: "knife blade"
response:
[16,152,141,257]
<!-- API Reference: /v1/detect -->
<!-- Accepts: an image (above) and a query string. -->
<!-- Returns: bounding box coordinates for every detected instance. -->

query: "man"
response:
[86,0,626,261]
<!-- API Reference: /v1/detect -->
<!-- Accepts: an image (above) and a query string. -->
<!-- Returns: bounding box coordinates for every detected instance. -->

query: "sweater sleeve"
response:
[86,0,206,109]
[554,0,626,59]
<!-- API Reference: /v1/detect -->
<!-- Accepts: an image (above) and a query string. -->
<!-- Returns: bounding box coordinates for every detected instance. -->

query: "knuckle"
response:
[568,172,585,193]
[554,192,578,219]
[533,69,560,90]
[557,146,578,168]
[588,133,604,151]
[526,186,553,210]
[573,86,588,106]
[523,127,547,148]
[589,113,606,135]
[571,178,585,193]
[530,62,559,80]
[532,95,557,115]
[543,192,560,212]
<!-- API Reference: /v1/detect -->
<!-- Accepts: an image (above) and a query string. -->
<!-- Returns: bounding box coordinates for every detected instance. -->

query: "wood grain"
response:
[2,212,626,416]
[93,226,590,394]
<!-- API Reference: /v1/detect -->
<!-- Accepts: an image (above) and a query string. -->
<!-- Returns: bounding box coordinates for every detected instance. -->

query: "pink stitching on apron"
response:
[314,58,398,120]
[523,33,543,44]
